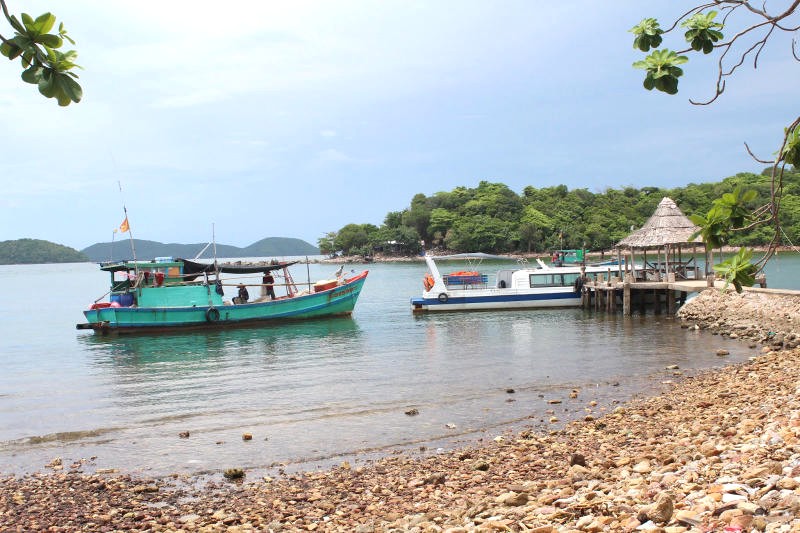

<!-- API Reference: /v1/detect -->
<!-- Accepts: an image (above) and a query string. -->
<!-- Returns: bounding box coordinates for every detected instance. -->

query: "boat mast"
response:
[118,181,139,278]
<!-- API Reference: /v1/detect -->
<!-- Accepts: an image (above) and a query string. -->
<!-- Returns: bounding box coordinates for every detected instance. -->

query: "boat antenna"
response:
[110,228,116,262]
[212,223,218,269]
[117,181,138,275]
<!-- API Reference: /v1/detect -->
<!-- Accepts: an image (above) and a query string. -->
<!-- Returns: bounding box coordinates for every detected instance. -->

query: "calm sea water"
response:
[0,254,798,477]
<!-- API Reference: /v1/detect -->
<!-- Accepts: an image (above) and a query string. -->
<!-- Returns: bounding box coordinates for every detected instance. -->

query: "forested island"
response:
[0,237,318,265]
[318,168,800,256]
[0,239,88,265]
[4,169,799,265]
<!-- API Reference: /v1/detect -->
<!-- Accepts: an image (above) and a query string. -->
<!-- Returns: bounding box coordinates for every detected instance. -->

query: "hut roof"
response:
[616,197,702,248]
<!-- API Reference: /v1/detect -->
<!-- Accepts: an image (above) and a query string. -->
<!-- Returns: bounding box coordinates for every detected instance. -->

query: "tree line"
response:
[318,168,800,257]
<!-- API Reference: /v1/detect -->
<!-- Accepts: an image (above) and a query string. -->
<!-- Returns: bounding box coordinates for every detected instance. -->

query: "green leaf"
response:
[630,18,664,52]
[8,14,27,34]
[55,72,82,104]
[713,247,756,293]
[21,65,43,84]
[632,49,688,95]
[688,214,705,226]
[781,125,800,165]
[10,35,33,50]
[37,69,57,98]
[682,11,724,55]
[33,13,56,35]
[0,42,23,60]
[36,34,63,48]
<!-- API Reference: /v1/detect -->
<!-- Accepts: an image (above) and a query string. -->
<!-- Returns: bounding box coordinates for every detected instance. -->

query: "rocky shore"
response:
[3,289,800,532]
[677,288,800,350]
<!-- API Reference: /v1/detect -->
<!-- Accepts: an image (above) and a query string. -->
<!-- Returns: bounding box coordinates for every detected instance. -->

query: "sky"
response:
[1,1,797,251]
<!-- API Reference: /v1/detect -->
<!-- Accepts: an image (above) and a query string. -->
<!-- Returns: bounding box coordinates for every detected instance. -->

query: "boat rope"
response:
[93,288,113,304]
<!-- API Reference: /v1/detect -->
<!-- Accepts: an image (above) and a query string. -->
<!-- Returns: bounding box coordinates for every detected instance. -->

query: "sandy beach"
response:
[2,288,800,532]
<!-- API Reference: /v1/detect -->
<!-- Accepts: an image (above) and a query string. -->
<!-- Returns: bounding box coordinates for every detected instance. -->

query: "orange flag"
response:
[119,217,130,233]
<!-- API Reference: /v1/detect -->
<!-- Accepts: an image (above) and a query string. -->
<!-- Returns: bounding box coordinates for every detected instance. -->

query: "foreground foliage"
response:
[0,1,81,106]
[630,2,800,282]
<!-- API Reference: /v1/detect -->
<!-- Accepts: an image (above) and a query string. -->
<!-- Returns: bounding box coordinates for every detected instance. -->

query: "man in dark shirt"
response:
[262,272,276,300]
[237,283,249,303]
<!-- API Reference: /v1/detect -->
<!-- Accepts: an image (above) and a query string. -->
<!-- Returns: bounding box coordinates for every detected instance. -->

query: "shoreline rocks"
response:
[677,288,800,350]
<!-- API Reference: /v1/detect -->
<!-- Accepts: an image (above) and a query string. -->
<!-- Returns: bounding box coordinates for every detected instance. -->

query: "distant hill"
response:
[81,237,319,262]
[0,238,89,265]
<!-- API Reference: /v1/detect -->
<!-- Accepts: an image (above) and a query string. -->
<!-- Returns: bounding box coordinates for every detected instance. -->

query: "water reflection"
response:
[79,317,362,369]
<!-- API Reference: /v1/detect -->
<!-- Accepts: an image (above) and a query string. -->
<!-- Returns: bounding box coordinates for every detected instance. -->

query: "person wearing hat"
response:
[237,283,249,303]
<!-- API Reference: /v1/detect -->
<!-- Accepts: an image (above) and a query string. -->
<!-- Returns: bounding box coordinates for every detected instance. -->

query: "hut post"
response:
[643,249,648,280]
[639,286,646,314]
[623,280,631,316]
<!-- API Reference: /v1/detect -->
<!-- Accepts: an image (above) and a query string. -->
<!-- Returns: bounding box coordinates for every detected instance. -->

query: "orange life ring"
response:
[423,273,434,291]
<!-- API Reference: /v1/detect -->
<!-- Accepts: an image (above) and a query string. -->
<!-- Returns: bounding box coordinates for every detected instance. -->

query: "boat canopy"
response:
[428,252,514,261]
[180,258,297,275]
[99,258,298,280]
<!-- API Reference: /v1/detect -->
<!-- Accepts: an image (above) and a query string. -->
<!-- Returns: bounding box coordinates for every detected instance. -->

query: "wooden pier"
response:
[581,275,775,316]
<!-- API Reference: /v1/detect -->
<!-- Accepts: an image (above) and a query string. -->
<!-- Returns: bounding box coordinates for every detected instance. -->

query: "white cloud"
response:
[317,149,351,163]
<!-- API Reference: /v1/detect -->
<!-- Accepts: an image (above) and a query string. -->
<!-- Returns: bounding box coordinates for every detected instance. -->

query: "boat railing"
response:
[442,274,489,288]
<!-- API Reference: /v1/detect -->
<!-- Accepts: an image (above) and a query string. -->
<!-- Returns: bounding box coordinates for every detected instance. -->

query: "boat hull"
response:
[411,287,581,312]
[80,271,368,334]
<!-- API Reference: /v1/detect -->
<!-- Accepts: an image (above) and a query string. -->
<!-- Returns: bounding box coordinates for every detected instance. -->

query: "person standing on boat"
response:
[573,266,588,293]
[237,283,250,303]
[262,271,276,300]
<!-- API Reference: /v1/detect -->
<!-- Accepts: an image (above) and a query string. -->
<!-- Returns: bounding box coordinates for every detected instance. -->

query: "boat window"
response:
[529,273,581,287]
[562,273,580,285]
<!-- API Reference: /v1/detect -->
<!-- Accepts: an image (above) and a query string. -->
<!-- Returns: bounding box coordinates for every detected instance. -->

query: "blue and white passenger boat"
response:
[411,253,621,313]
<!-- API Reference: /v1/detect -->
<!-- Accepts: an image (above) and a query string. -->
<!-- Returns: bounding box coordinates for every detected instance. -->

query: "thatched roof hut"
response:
[617,197,701,249]
[616,197,704,281]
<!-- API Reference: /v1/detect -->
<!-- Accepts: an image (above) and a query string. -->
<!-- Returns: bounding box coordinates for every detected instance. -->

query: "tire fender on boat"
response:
[206,307,221,322]
[437,293,449,303]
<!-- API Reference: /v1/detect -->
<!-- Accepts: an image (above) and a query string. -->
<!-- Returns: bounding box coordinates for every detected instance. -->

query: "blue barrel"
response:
[113,293,134,307]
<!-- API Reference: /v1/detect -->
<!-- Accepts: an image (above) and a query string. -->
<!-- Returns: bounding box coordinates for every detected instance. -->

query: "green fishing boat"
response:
[77,257,368,335]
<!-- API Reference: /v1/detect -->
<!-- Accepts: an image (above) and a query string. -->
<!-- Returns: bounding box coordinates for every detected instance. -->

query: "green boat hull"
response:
[80,271,368,334]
